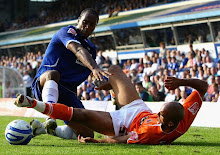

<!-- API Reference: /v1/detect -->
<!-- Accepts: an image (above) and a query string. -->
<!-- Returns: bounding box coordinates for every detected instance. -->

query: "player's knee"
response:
[45,70,60,82]
[108,65,121,74]
[40,70,60,87]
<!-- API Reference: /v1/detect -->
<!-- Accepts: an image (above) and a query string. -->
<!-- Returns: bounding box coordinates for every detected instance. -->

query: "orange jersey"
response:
[127,90,203,145]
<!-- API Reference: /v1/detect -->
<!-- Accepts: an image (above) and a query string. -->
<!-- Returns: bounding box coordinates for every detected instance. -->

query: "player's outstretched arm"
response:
[164,76,208,97]
[78,134,130,144]
[67,42,111,81]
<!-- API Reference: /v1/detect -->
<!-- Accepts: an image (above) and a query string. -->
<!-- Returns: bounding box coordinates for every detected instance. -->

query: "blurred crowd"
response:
[1,42,220,103]
[0,0,180,32]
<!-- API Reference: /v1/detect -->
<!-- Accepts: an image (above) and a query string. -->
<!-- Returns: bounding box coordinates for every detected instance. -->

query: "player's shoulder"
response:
[59,25,77,33]
[186,90,203,102]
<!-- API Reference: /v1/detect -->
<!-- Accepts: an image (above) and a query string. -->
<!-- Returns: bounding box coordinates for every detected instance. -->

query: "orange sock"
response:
[43,103,73,121]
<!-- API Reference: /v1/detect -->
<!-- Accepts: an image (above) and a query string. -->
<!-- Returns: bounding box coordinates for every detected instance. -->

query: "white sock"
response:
[33,100,46,113]
[55,125,77,139]
[42,80,58,103]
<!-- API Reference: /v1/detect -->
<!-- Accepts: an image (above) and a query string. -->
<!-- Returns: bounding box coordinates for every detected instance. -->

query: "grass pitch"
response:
[0,116,219,155]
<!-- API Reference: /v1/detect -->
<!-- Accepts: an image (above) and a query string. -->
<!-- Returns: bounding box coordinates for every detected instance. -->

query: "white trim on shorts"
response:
[109,99,152,137]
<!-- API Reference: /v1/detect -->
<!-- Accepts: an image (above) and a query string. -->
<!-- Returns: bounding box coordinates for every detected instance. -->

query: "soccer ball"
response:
[5,119,32,145]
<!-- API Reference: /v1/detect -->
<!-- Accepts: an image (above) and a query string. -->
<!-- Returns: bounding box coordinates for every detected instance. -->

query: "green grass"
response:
[0,116,220,155]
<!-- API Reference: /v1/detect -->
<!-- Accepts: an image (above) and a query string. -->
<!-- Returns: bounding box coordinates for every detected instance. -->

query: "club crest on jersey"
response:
[128,131,138,141]
[67,28,77,36]
[188,102,200,115]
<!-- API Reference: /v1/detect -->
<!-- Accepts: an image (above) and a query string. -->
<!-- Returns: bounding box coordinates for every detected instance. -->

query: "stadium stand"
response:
[0,0,180,32]
[0,0,220,103]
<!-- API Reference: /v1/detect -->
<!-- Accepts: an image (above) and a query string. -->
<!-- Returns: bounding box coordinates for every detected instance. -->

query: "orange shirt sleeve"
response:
[178,90,203,132]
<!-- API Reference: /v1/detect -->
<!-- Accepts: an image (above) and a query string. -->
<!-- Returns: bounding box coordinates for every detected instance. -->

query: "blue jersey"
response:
[34,25,96,92]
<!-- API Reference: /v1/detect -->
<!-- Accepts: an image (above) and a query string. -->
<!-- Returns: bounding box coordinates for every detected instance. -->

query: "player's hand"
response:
[92,68,112,81]
[94,79,112,90]
[164,76,180,90]
[78,135,100,143]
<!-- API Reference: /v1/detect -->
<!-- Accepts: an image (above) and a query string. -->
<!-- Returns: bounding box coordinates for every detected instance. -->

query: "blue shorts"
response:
[32,77,84,124]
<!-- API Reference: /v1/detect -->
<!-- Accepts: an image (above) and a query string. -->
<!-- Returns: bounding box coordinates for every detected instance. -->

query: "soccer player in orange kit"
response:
[15,65,208,145]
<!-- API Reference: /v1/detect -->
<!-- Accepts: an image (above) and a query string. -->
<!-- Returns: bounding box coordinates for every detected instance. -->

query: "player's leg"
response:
[15,95,115,136]
[107,65,140,108]
[46,87,94,138]
[33,70,76,138]
[30,70,60,136]
[39,70,60,103]
[40,71,94,139]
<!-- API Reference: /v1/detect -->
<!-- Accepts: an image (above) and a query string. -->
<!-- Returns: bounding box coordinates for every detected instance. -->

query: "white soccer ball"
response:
[5,119,32,145]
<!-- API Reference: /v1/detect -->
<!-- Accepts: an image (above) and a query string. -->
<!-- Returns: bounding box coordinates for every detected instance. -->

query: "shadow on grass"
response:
[173,141,220,147]
[28,141,220,148]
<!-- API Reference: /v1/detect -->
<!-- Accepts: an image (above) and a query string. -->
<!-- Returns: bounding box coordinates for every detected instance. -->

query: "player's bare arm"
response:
[164,76,208,97]
[67,42,111,81]
[78,134,130,144]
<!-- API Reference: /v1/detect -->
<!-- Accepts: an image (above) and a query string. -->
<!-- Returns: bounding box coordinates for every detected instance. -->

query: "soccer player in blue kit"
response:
[30,8,111,139]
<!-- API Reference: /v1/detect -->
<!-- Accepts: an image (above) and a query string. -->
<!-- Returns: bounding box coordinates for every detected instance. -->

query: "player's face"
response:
[158,112,172,129]
[77,13,97,38]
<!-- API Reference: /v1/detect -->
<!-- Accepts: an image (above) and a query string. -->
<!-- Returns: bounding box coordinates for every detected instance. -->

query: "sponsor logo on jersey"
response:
[139,116,149,125]
[188,102,200,115]
[67,28,77,36]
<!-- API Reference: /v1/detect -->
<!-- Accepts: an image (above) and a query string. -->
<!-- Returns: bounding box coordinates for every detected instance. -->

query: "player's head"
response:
[158,102,185,128]
[77,8,99,38]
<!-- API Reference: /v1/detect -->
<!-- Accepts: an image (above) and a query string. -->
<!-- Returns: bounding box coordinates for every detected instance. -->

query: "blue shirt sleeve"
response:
[56,26,81,48]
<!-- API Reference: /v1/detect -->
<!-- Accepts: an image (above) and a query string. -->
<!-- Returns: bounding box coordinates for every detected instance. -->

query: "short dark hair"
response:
[135,81,143,87]
[79,8,99,23]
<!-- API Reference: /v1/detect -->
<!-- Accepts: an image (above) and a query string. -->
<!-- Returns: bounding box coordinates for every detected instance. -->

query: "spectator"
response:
[102,56,112,69]
[86,76,95,93]
[165,89,176,102]
[185,52,196,68]
[158,57,167,70]
[143,61,153,76]
[176,50,182,63]
[129,59,139,71]
[171,57,179,71]
[217,61,220,75]
[207,75,216,96]
[151,57,159,74]
[95,91,103,101]
[22,70,33,97]
[179,89,187,103]
[102,90,111,101]
[205,56,214,68]
[198,67,205,80]
[135,81,153,102]
[77,86,83,99]
[130,69,139,84]
[206,83,219,102]
[179,53,188,70]
[159,41,166,58]
[89,91,97,101]
[190,68,198,79]
[96,50,105,67]
[149,85,165,101]
[215,76,220,90]
[142,74,153,91]
[137,58,144,74]
[215,31,220,42]
[81,91,90,100]
[174,88,181,101]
